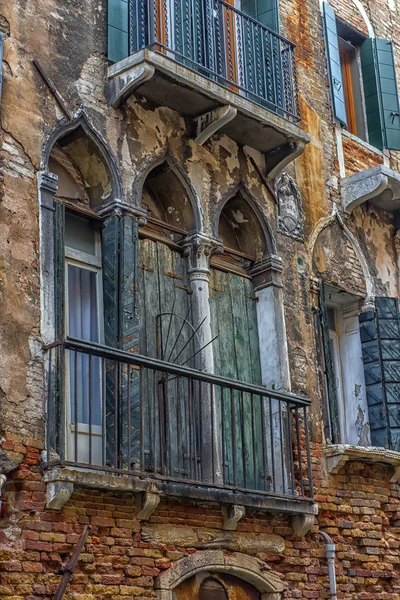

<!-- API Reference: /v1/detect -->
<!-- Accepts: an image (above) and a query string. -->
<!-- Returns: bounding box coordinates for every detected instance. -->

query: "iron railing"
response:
[46,338,313,501]
[129,0,300,121]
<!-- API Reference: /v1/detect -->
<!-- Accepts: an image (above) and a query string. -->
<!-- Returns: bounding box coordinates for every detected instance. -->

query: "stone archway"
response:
[156,551,284,600]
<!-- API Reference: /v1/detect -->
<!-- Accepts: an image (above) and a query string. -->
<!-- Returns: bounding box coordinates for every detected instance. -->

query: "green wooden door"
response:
[209,268,263,491]
[138,238,197,478]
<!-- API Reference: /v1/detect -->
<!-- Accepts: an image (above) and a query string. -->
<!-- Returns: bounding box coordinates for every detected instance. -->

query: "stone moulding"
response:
[155,550,285,600]
[341,165,400,214]
[324,444,400,481]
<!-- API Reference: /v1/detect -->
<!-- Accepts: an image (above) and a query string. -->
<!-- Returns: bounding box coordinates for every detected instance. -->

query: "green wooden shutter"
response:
[241,0,279,32]
[361,38,400,150]
[359,297,400,451]
[108,0,129,63]
[209,269,262,491]
[319,283,340,444]
[322,2,347,126]
[54,201,66,459]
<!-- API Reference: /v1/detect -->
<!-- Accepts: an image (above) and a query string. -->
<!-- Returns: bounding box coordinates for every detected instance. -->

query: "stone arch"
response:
[41,111,123,208]
[133,150,203,232]
[308,210,374,299]
[349,0,374,37]
[213,183,276,256]
[156,551,284,600]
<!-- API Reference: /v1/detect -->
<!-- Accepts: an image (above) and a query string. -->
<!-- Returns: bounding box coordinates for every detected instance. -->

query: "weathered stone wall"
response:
[2,0,400,598]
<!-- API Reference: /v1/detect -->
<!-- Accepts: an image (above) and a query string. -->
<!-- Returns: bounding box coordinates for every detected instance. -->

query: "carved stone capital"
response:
[46,480,74,510]
[249,254,283,291]
[38,170,59,194]
[222,505,246,531]
[181,233,223,279]
[136,484,161,521]
[360,296,376,313]
[97,199,148,224]
[291,513,315,537]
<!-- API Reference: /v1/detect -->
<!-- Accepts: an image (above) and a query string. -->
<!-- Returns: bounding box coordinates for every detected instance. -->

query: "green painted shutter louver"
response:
[241,0,279,32]
[108,0,129,63]
[319,282,340,444]
[359,297,400,451]
[361,38,400,150]
[322,2,347,127]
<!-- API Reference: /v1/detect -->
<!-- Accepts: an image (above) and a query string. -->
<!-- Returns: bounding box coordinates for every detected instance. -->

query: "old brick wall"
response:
[2,0,400,598]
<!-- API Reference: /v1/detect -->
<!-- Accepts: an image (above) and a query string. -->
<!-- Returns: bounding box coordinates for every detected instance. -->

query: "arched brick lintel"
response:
[155,551,284,600]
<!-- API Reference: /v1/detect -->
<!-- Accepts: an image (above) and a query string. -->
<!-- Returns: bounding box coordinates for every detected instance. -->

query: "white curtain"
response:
[68,264,101,426]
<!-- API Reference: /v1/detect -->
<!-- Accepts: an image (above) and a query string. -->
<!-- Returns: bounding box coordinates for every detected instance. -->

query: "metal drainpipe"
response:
[320,531,337,600]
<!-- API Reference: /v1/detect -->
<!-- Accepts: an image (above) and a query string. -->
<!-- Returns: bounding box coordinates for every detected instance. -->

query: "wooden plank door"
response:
[209,268,263,491]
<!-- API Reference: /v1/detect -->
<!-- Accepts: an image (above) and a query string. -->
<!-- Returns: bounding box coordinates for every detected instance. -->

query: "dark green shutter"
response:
[359,297,400,451]
[108,0,129,63]
[319,282,340,444]
[322,2,347,126]
[361,38,400,150]
[241,0,279,32]
[54,201,66,459]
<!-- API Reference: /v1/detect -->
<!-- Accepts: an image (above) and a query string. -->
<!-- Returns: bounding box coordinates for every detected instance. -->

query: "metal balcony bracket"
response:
[135,484,161,521]
[222,504,246,531]
[291,513,315,537]
[194,105,237,146]
[108,62,155,108]
[46,480,74,510]
[341,165,400,214]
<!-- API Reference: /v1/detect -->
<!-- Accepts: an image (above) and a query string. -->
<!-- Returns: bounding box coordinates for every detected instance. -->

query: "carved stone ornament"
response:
[222,504,246,531]
[141,523,285,555]
[275,172,304,240]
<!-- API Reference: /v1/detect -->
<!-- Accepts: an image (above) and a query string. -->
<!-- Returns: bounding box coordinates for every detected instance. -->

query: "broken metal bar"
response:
[54,525,90,600]
[33,59,71,120]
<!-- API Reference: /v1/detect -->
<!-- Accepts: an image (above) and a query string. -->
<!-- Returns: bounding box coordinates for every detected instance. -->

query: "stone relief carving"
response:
[275,172,304,240]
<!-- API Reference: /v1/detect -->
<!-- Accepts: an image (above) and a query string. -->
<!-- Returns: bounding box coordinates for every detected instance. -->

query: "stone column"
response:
[182,233,223,483]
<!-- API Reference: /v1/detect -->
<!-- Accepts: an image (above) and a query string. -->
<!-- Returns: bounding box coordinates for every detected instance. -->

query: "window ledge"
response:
[43,466,318,530]
[341,129,385,157]
[341,164,400,213]
[324,444,400,480]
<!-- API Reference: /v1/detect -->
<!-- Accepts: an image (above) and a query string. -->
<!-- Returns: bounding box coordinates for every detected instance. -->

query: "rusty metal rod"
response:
[32,59,71,120]
[54,525,90,600]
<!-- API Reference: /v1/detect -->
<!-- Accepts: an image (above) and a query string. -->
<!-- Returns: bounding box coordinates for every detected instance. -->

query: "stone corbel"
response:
[325,452,351,475]
[249,254,283,291]
[108,63,155,108]
[360,296,375,314]
[46,480,74,510]
[222,504,246,531]
[135,484,161,521]
[291,513,315,537]
[390,465,400,483]
[0,474,7,493]
[194,105,237,146]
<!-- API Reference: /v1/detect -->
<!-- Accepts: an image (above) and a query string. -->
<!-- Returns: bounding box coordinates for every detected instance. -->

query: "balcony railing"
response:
[129,0,300,121]
[45,338,313,502]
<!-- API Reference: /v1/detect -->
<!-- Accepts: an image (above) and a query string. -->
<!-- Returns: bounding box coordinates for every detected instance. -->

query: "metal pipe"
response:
[320,531,337,600]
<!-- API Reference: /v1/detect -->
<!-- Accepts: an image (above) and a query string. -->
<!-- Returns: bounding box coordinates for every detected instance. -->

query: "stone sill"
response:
[43,467,318,534]
[324,444,400,481]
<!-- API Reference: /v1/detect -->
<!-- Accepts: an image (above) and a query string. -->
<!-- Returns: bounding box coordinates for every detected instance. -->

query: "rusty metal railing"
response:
[45,338,313,501]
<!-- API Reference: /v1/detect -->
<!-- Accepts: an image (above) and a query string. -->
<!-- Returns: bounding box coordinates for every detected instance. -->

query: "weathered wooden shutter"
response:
[138,238,194,477]
[54,201,66,459]
[319,282,340,444]
[359,297,400,451]
[209,269,262,490]
[361,38,400,150]
[108,0,129,63]
[322,2,347,127]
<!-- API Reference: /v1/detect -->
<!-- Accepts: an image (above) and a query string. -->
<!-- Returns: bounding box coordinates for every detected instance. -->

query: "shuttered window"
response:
[108,0,129,62]
[323,3,400,150]
[359,297,400,451]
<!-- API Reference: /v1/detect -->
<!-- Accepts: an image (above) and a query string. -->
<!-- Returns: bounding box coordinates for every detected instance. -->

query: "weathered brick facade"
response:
[2,0,400,598]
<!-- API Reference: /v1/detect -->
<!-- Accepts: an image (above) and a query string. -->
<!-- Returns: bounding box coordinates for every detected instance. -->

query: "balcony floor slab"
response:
[108,49,310,175]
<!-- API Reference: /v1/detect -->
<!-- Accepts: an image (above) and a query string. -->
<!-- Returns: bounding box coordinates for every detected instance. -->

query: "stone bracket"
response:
[194,105,237,146]
[291,513,315,537]
[222,504,246,531]
[390,465,400,483]
[46,480,74,510]
[108,63,155,108]
[324,444,400,478]
[0,474,7,493]
[136,485,161,521]
[341,164,400,214]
